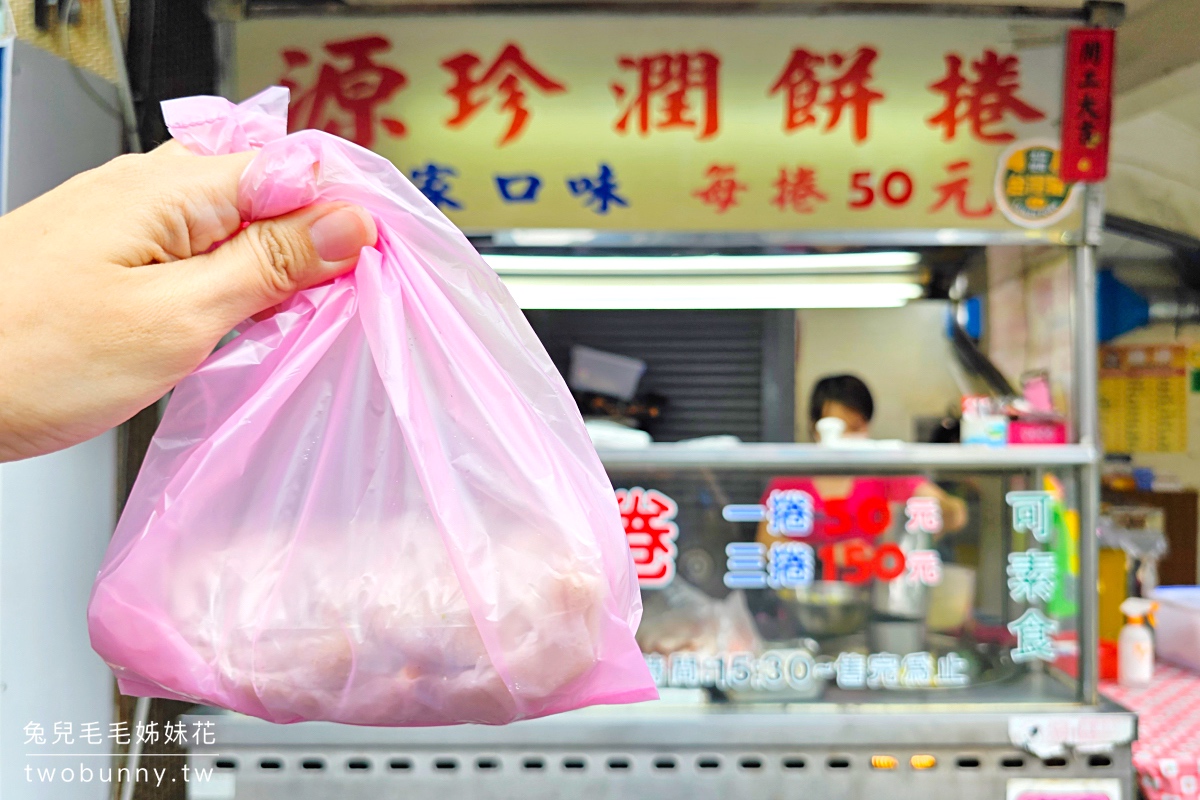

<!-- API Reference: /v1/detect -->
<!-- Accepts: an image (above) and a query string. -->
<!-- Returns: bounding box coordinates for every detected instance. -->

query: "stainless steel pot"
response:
[870,508,932,620]
[781,581,871,638]
[868,619,926,655]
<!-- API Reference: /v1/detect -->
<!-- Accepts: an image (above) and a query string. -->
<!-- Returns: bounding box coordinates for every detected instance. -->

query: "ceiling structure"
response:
[1109,0,1200,241]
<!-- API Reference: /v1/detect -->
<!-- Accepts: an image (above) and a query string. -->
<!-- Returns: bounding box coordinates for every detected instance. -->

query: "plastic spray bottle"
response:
[1118,598,1157,687]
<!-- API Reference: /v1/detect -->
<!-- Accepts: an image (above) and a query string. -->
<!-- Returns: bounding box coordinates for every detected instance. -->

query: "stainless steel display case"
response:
[177,197,1128,800]
[183,3,1132,798]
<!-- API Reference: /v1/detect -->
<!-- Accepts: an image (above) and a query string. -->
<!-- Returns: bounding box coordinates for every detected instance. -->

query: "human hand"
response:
[0,143,377,462]
[913,482,969,534]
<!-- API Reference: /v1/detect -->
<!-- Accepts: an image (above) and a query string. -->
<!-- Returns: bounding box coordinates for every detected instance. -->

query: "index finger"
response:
[145,150,259,259]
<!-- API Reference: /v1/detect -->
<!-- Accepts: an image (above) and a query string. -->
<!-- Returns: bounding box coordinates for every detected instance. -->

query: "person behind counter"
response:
[758,374,968,552]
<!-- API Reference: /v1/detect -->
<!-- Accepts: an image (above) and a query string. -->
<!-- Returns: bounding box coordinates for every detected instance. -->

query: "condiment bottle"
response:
[1118,598,1157,687]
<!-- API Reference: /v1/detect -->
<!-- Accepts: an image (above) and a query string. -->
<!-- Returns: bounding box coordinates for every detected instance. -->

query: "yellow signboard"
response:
[232,14,1079,235]
[1099,344,1188,453]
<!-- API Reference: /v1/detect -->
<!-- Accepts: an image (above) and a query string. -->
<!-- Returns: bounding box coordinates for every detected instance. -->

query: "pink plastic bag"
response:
[87,87,657,726]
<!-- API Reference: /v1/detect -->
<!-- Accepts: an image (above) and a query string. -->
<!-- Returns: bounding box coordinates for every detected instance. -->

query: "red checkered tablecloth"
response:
[1102,662,1200,800]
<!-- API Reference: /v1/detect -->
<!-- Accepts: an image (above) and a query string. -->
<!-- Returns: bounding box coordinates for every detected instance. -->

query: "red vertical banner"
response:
[1061,27,1115,182]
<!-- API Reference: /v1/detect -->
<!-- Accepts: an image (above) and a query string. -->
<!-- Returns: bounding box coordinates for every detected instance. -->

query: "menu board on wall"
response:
[1099,344,1188,453]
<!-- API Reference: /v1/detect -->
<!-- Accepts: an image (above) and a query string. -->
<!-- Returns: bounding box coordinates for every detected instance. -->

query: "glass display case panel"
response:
[607,465,1083,707]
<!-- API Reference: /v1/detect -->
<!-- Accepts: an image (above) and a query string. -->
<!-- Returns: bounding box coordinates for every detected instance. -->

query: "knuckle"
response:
[64,154,149,200]
[107,152,154,182]
[247,221,312,295]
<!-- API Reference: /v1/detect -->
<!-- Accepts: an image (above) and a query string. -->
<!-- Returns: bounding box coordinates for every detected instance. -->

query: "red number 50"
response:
[849,170,915,209]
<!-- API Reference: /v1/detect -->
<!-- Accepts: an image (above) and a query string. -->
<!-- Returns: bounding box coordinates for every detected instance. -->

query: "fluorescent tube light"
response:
[479,252,925,309]
[498,275,923,310]
[484,251,920,276]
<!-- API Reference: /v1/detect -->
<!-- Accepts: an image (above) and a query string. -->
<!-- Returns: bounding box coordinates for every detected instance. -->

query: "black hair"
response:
[809,374,874,425]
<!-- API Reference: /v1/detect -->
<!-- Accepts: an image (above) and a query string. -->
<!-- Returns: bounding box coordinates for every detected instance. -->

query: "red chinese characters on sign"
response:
[612,51,721,140]
[268,36,1076,230]
[616,487,680,588]
[442,43,568,146]
[772,166,828,213]
[280,36,408,148]
[768,47,884,144]
[1060,28,1115,182]
[929,160,994,218]
[693,164,747,213]
[927,50,1046,143]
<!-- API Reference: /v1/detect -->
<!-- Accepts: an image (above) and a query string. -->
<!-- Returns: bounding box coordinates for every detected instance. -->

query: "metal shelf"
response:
[181,695,1135,800]
[182,673,1123,750]
[597,443,1099,472]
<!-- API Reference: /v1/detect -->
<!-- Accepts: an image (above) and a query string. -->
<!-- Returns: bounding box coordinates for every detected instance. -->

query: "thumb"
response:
[183,202,377,327]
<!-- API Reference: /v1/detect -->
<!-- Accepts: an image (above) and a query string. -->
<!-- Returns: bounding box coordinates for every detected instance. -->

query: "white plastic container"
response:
[926,565,976,632]
[1150,586,1200,672]
[961,414,1009,446]
[568,345,647,401]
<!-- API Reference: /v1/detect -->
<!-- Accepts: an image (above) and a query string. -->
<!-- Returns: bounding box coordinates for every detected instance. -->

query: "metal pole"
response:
[1073,233,1101,705]
[99,0,143,153]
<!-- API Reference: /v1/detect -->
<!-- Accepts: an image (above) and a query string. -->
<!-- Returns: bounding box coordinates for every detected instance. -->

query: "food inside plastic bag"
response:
[636,579,762,656]
[168,524,610,725]
[86,87,657,726]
